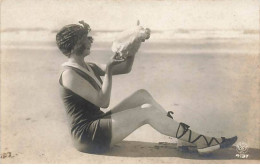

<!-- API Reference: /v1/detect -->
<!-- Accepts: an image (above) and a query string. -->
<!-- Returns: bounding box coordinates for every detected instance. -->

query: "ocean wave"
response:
[2,42,258,55]
[1,28,258,42]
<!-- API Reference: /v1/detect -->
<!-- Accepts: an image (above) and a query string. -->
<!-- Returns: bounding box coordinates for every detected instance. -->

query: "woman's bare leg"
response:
[110,104,180,146]
[109,104,237,154]
[109,89,232,152]
[110,89,167,114]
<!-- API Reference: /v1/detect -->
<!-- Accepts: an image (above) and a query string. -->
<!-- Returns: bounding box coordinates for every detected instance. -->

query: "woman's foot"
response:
[196,136,238,155]
[176,122,238,155]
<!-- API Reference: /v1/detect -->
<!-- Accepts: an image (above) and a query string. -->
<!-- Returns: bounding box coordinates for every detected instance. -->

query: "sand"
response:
[1,39,260,163]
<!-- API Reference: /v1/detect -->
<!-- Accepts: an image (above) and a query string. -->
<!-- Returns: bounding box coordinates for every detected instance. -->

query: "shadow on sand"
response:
[103,141,260,160]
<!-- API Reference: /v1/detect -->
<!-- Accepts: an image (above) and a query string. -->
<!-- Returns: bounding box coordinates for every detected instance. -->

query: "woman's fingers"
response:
[113,57,126,63]
[113,52,122,60]
[113,52,119,58]
[113,52,127,60]
[109,53,127,66]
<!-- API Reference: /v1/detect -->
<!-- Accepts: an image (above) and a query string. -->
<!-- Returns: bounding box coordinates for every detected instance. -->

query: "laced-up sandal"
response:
[167,111,174,119]
[167,111,196,151]
[176,122,238,155]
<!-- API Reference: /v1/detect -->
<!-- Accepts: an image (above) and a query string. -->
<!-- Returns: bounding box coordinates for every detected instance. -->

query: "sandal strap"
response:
[176,123,225,147]
[190,135,220,146]
[176,122,190,139]
[167,111,174,119]
[188,132,225,147]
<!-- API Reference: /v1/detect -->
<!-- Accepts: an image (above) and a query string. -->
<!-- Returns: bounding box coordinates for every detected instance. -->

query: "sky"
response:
[1,0,259,31]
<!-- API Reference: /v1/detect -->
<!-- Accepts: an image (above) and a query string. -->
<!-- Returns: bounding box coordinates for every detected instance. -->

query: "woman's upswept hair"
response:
[56,21,91,56]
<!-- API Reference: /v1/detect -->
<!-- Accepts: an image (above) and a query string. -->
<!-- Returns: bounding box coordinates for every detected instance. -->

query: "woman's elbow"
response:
[113,67,131,75]
[97,98,110,108]
[101,103,109,108]
[124,67,132,74]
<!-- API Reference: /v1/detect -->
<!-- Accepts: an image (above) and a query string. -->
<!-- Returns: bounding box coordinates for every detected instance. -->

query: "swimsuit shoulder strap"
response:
[61,62,102,89]
[59,63,102,90]
[87,62,103,84]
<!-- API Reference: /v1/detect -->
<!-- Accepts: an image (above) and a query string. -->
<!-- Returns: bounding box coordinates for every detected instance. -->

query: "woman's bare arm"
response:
[62,56,126,108]
[61,69,109,108]
[88,54,136,76]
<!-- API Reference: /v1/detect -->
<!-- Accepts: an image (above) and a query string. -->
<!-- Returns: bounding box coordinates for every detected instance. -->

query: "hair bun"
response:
[79,20,91,32]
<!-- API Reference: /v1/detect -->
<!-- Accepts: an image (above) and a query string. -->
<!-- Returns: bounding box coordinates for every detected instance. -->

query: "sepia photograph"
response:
[1,0,260,164]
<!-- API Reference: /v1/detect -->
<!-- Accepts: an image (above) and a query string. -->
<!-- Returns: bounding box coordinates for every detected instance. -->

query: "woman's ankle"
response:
[193,135,224,149]
[175,123,223,149]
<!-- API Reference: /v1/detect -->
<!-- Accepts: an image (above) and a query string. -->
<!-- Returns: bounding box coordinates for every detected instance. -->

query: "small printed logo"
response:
[236,142,249,154]
[235,142,249,159]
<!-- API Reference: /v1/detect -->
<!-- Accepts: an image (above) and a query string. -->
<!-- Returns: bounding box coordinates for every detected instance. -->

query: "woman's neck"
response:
[68,54,87,68]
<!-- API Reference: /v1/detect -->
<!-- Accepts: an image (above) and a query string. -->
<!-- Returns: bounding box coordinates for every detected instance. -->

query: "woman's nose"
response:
[88,36,93,43]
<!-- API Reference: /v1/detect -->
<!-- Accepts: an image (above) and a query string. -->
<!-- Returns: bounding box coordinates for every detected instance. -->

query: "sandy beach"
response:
[1,36,260,163]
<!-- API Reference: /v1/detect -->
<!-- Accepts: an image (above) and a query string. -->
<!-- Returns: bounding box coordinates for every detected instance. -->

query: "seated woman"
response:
[56,21,237,155]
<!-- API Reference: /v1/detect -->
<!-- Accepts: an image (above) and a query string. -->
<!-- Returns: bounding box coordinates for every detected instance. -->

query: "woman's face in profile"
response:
[78,35,93,57]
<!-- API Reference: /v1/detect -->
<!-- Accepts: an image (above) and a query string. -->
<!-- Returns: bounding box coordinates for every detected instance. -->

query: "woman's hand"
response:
[107,53,127,69]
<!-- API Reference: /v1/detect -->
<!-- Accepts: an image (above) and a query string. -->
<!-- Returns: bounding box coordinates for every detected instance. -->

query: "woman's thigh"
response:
[110,89,162,114]
[72,117,112,154]
[110,104,156,147]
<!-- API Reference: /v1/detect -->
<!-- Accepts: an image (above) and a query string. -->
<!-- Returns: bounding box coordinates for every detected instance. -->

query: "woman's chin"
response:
[84,51,90,56]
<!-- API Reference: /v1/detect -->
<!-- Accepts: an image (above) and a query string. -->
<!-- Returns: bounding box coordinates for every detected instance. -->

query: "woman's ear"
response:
[70,41,80,54]
[70,46,75,55]
[72,42,86,55]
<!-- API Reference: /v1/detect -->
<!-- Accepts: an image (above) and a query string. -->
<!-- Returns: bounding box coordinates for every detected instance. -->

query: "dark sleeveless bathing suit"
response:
[59,63,112,153]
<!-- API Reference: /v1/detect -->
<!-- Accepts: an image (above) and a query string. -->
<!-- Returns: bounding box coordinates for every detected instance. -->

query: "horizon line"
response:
[1,28,259,33]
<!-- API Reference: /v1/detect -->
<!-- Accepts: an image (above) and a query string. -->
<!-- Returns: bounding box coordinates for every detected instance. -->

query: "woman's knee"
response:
[141,103,152,109]
[138,104,161,124]
[138,103,158,115]
[134,89,152,99]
